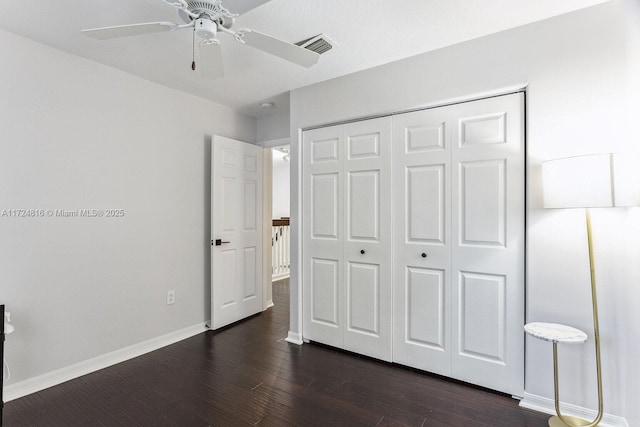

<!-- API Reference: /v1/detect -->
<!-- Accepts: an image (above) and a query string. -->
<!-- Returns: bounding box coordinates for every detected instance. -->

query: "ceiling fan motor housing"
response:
[195,18,217,39]
[178,0,236,29]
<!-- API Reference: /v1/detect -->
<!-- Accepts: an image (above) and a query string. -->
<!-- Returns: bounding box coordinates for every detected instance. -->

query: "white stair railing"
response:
[272,219,290,281]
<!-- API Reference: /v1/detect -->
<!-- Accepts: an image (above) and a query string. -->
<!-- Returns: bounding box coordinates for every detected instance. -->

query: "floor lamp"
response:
[530,153,639,427]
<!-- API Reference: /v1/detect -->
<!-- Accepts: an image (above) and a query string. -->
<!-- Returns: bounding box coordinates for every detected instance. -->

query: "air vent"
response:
[296,34,335,55]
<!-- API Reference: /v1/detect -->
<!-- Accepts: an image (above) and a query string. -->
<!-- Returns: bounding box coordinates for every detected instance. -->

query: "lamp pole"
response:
[549,208,604,427]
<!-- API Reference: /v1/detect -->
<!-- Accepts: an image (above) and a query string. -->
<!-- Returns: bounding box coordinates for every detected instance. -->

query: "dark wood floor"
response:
[4,279,548,426]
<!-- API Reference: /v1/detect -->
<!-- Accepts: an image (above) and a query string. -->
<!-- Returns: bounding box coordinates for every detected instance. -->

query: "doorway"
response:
[271,145,291,282]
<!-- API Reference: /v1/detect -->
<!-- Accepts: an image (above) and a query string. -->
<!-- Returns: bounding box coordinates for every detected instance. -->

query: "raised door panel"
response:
[303,125,344,347]
[312,173,339,239]
[312,138,339,163]
[392,108,452,374]
[242,247,257,300]
[349,133,380,159]
[348,171,380,241]
[343,117,392,361]
[451,93,524,396]
[406,267,446,349]
[407,165,445,244]
[220,249,237,308]
[405,122,445,152]
[459,160,506,247]
[311,258,339,326]
[457,272,506,362]
[222,177,238,233]
[347,262,380,335]
[459,112,506,146]
[243,179,258,231]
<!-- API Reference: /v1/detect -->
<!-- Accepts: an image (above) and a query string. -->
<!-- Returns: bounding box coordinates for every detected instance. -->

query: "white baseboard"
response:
[4,322,208,402]
[285,331,303,345]
[272,273,290,282]
[519,392,628,427]
[265,300,274,309]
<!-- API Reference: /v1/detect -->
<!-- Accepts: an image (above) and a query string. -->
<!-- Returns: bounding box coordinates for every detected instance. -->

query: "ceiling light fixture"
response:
[276,146,290,162]
[260,102,275,109]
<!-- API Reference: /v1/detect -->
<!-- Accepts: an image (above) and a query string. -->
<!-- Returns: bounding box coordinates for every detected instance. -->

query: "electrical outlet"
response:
[166,290,175,305]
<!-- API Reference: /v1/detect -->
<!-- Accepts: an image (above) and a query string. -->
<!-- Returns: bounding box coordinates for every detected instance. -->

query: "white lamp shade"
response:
[542,153,640,209]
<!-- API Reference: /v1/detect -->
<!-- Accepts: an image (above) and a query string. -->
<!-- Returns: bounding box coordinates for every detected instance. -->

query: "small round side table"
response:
[524,322,591,427]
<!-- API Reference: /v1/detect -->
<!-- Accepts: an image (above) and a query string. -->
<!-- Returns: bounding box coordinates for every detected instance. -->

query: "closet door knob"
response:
[360,249,365,255]
[421,252,427,258]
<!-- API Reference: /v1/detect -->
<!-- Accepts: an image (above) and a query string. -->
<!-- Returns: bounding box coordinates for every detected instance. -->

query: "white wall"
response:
[271,149,290,219]
[619,3,640,426]
[0,29,256,386]
[257,112,290,142]
[290,0,639,423]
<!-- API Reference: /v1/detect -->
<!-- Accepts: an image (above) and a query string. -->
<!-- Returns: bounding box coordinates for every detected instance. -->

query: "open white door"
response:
[211,135,263,330]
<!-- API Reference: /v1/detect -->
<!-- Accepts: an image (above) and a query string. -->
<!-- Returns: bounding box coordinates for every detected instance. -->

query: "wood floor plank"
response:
[2,279,548,426]
[7,393,70,426]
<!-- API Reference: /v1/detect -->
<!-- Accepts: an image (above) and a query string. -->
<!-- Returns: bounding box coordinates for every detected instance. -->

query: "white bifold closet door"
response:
[302,117,393,361]
[302,92,524,396]
[391,105,453,376]
[392,93,525,396]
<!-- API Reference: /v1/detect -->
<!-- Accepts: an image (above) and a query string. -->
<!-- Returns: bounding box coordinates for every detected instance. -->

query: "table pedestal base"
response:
[549,415,592,427]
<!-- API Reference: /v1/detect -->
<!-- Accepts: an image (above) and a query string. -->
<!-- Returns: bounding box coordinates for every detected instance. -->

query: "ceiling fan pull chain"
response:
[192,28,196,71]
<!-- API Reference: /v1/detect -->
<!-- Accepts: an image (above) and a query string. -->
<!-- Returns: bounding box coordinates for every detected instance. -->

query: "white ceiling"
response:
[0,0,609,118]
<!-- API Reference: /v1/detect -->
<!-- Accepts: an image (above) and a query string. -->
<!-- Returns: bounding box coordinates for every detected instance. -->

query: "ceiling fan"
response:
[81,0,321,79]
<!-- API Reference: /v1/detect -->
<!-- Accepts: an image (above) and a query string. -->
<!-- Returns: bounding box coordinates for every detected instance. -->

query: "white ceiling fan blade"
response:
[82,22,178,40]
[240,30,320,68]
[200,42,225,80]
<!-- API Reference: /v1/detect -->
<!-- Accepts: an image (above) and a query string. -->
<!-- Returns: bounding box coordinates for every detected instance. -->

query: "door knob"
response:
[213,239,230,246]
[360,249,365,255]
[421,252,427,258]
